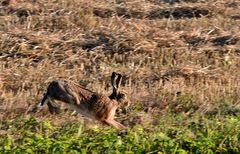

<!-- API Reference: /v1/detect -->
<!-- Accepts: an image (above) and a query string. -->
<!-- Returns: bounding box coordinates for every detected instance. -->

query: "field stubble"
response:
[0,0,240,153]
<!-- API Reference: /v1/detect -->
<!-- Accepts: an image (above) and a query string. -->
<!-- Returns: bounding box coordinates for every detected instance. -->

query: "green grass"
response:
[0,0,240,153]
[1,114,240,154]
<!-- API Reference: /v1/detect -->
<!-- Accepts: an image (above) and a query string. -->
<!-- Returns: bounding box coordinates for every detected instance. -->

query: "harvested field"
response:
[0,0,240,153]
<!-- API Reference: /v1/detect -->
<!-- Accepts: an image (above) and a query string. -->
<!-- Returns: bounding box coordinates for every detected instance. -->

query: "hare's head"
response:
[109,72,131,113]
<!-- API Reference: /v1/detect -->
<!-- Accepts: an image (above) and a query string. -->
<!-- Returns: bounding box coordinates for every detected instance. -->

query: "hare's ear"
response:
[116,73,122,90]
[111,72,118,94]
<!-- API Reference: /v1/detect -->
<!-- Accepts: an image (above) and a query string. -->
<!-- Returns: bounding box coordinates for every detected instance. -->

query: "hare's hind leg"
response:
[47,97,61,114]
[30,93,49,113]
[30,93,60,114]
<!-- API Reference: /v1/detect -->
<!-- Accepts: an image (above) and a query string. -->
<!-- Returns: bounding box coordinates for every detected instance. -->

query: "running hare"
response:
[31,72,130,130]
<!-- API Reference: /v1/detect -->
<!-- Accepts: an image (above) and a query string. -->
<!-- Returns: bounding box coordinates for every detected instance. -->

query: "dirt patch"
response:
[181,35,205,46]
[116,7,145,19]
[148,7,210,19]
[93,7,209,20]
[226,1,239,8]
[79,32,134,53]
[93,7,145,19]
[80,33,110,51]
[0,2,41,18]
[93,8,115,18]
[231,15,240,20]
[211,35,239,46]
[148,0,202,5]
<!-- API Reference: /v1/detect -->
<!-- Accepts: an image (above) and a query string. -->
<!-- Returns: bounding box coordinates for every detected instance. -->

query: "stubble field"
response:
[0,0,240,153]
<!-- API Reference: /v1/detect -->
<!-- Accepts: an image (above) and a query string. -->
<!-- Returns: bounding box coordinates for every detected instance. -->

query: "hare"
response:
[31,72,130,130]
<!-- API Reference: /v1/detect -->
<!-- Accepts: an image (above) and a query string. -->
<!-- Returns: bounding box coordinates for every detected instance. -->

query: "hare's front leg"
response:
[104,118,127,130]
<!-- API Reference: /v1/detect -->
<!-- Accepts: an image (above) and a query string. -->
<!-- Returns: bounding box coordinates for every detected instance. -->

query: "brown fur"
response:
[31,72,130,130]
